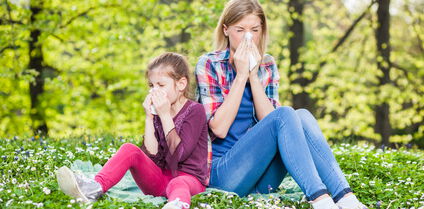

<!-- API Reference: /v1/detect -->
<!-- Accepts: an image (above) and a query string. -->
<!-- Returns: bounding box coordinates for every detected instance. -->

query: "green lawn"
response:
[1,136,423,208]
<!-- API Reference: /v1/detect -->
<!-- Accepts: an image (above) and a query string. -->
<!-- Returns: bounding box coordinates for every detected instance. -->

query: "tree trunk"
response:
[29,5,48,135]
[164,28,191,48]
[375,0,392,146]
[288,0,314,112]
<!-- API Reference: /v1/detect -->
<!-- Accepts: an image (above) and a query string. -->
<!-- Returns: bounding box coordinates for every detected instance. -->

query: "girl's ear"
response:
[176,77,188,92]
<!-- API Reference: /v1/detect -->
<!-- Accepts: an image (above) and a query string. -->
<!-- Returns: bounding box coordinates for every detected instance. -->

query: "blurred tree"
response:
[0,0,422,147]
[374,0,392,146]
[273,0,423,146]
[28,1,48,135]
[287,0,375,113]
[287,0,313,111]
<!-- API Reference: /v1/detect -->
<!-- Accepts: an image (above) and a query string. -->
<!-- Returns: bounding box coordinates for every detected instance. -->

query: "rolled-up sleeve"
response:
[264,56,281,108]
[140,135,165,168]
[195,55,224,123]
[164,105,207,171]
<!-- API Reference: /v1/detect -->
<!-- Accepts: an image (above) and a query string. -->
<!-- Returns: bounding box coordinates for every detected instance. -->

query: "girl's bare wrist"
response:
[145,116,154,122]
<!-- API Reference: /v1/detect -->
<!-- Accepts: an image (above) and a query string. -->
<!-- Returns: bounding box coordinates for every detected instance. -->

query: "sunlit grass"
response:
[0,136,423,208]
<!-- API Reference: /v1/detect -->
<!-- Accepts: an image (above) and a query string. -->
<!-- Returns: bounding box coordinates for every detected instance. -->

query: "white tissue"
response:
[149,88,157,115]
[245,32,257,71]
[245,32,253,40]
[150,105,157,115]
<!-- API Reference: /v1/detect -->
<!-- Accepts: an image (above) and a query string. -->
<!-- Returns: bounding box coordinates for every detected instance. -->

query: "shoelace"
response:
[171,198,190,209]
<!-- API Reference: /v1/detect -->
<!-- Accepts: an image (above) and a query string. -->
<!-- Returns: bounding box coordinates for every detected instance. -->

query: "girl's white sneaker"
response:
[56,166,103,203]
[162,198,190,209]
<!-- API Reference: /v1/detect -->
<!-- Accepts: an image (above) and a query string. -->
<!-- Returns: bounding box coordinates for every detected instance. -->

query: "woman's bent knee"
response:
[272,106,297,121]
[295,108,313,119]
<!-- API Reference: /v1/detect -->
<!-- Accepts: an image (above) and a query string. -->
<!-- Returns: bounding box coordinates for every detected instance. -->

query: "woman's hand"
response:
[233,37,250,79]
[248,40,262,82]
[151,89,171,117]
[142,93,154,119]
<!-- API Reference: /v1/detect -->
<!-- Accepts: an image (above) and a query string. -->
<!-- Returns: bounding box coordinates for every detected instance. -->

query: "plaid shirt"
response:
[195,48,281,127]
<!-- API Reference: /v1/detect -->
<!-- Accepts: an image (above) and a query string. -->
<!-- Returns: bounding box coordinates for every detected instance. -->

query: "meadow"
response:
[1,135,423,208]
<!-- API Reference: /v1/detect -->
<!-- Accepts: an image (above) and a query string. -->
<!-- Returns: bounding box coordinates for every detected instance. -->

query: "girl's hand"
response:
[151,89,171,117]
[142,93,154,119]
[233,37,250,78]
[248,40,262,82]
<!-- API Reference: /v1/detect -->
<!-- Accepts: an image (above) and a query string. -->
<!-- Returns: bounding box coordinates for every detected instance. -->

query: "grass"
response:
[0,135,423,208]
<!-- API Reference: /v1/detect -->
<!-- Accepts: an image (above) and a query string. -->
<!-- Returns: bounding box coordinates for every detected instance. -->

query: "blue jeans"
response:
[209,106,351,202]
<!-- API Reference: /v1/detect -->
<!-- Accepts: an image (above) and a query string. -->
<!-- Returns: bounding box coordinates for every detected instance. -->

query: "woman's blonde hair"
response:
[214,0,268,56]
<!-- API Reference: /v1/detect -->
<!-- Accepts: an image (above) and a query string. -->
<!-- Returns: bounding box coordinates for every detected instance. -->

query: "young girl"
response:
[195,0,367,209]
[57,52,210,209]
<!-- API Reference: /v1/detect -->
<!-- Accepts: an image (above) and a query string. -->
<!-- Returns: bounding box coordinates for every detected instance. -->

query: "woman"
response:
[195,0,367,208]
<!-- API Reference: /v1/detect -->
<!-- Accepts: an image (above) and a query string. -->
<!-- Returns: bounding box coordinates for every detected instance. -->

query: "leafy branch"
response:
[310,0,377,82]
[0,45,20,54]
[59,4,120,29]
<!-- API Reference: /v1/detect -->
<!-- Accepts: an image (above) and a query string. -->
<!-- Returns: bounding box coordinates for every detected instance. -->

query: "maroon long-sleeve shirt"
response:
[141,100,209,186]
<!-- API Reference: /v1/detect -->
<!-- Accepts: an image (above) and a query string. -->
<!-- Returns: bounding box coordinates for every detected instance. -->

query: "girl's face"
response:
[224,14,262,53]
[148,66,187,105]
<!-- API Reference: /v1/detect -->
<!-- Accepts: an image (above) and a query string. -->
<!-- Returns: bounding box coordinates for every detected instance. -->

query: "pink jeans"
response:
[94,143,205,206]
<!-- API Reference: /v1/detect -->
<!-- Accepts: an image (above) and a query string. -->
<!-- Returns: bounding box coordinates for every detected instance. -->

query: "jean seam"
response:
[276,115,306,194]
[303,127,338,184]
[210,112,282,195]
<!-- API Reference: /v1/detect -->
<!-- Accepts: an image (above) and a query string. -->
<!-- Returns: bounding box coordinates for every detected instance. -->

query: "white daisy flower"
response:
[43,187,51,195]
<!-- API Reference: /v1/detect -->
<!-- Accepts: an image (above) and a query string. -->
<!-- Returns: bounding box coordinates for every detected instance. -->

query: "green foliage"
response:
[266,0,424,145]
[334,143,424,208]
[0,0,423,145]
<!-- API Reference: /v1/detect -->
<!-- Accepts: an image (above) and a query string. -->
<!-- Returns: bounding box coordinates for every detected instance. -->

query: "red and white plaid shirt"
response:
[195,48,281,128]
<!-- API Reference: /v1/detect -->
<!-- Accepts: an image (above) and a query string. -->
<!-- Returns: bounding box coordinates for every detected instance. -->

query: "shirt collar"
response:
[210,48,230,63]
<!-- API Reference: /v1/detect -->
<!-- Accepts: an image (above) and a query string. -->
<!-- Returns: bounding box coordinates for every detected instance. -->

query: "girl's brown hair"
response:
[214,0,268,56]
[146,52,191,98]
